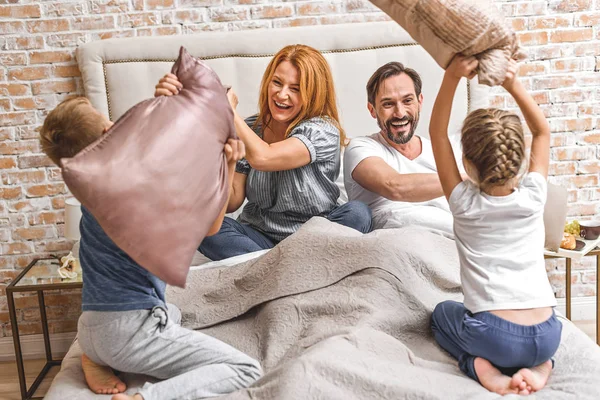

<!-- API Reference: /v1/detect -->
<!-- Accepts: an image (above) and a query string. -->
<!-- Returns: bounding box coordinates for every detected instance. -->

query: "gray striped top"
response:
[236,114,341,242]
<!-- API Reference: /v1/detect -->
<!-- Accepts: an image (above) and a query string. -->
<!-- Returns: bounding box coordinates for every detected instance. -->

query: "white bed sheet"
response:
[189,249,270,270]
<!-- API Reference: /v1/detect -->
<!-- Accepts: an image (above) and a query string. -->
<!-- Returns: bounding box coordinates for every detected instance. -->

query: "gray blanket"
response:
[45,218,600,399]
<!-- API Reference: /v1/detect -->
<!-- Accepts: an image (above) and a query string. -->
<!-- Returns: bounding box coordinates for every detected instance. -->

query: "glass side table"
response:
[545,248,600,345]
[6,257,83,400]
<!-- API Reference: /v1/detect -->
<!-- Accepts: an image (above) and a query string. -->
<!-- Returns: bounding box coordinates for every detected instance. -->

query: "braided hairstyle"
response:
[461,108,526,190]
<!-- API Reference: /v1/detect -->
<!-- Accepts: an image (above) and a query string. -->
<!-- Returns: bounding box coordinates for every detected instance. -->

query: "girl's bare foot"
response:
[511,371,531,395]
[474,357,529,395]
[518,360,553,392]
[112,394,143,400]
[81,354,126,394]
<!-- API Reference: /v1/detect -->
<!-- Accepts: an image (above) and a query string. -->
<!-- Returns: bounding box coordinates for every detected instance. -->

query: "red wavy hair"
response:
[256,45,346,146]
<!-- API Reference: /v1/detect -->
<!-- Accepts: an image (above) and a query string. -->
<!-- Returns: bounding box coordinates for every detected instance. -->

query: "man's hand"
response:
[154,73,182,97]
[501,59,519,92]
[224,138,245,167]
[446,54,479,80]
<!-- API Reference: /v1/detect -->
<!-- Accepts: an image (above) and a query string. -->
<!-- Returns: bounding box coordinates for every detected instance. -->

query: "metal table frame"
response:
[6,257,83,400]
[545,249,600,345]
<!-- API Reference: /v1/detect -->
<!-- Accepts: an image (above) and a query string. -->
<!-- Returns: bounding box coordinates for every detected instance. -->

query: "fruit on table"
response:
[564,220,580,236]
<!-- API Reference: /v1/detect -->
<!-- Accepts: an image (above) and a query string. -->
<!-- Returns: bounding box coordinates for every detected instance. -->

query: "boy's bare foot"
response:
[81,354,126,394]
[112,394,143,400]
[474,357,529,395]
[518,360,553,392]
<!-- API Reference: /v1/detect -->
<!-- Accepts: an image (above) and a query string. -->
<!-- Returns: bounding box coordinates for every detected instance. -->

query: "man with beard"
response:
[343,62,463,236]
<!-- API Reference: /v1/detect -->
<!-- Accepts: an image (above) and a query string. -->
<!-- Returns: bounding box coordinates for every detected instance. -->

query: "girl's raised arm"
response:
[430,55,478,200]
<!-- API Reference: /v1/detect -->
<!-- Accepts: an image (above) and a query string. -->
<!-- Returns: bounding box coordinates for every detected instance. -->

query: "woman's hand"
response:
[227,88,239,111]
[154,73,182,97]
[446,54,479,80]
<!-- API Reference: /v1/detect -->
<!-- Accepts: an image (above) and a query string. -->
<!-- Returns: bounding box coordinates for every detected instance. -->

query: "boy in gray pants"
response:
[40,97,262,400]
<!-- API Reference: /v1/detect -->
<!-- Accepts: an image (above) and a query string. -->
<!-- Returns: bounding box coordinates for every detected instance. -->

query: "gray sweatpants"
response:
[78,304,262,400]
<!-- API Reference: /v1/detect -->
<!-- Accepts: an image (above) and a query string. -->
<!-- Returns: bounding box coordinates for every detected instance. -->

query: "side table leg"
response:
[597,254,599,346]
[566,258,572,320]
[7,290,27,400]
[38,291,52,362]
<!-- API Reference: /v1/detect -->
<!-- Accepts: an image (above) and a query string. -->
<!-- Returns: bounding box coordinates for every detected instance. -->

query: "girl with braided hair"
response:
[428,55,560,396]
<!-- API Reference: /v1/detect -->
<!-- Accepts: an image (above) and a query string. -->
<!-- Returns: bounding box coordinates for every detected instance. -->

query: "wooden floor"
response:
[0,321,597,400]
[0,359,59,400]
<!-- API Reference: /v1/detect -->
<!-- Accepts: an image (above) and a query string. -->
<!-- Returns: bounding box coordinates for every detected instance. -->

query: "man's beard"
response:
[378,111,420,145]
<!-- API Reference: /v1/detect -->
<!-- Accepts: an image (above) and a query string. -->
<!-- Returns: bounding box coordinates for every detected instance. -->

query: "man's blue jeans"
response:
[199,201,372,261]
[431,300,562,382]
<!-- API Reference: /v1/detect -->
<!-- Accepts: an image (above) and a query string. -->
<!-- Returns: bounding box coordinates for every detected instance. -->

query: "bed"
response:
[45,22,600,400]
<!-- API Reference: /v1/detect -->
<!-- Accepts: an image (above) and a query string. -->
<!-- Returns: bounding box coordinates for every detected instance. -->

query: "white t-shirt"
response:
[449,172,557,313]
[343,133,449,213]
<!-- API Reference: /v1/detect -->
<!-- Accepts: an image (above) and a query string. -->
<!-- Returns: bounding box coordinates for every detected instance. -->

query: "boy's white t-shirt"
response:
[449,172,557,313]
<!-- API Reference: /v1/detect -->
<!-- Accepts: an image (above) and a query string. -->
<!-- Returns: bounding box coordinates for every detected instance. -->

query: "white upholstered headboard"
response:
[76,22,489,141]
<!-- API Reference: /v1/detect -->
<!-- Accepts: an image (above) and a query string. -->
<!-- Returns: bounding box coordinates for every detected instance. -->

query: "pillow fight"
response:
[38,4,560,400]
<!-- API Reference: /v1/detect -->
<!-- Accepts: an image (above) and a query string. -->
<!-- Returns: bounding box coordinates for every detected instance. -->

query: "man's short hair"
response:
[39,97,106,165]
[366,62,423,106]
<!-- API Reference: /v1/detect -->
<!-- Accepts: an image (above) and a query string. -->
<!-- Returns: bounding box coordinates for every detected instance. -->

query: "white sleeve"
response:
[343,137,385,178]
[521,172,548,206]
[448,180,476,216]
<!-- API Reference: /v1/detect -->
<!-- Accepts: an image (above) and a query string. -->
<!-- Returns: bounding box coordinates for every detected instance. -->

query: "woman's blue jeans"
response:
[199,200,372,261]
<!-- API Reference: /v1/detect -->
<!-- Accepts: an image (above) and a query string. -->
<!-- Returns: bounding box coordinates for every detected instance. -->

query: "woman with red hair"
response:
[156,45,372,260]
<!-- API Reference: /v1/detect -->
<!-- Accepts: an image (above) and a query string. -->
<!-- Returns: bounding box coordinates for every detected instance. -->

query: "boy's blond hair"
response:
[39,97,106,165]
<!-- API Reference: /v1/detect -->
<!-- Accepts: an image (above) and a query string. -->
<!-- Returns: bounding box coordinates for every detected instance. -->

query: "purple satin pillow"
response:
[62,47,234,287]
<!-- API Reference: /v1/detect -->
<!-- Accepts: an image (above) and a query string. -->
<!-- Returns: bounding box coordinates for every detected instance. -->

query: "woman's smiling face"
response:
[267,60,303,124]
